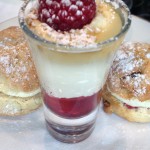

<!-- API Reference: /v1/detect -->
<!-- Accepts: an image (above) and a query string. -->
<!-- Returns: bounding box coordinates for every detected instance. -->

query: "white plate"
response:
[0,16,150,150]
[0,1,22,23]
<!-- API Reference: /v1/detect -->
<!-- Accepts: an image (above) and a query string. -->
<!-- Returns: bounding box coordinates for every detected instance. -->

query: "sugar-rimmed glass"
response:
[18,0,131,143]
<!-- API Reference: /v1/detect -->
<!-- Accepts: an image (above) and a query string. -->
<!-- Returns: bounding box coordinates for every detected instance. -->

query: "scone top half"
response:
[0,26,40,98]
[108,42,150,103]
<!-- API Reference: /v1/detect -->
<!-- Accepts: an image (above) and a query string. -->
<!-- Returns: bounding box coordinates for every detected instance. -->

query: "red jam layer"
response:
[124,103,138,109]
[43,90,101,118]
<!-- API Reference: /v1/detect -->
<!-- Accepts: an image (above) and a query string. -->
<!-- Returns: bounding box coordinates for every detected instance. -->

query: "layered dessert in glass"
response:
[19,0,131,143]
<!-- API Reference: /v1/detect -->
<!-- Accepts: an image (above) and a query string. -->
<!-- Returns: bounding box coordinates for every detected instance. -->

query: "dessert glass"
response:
[19,0,131,143]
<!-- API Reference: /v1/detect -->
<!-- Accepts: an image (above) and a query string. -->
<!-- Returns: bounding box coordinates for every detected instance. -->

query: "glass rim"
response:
[18,0,131,53]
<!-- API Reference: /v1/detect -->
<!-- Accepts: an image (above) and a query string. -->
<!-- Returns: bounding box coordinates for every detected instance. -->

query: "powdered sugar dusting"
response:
[76,1,83,7]
[146,53,150,58]
[114,42,144,75]
[109,42,150,99]
[0,39,28,76]
[61,0,71,6]
[46,0,52,6]
[0,26,39,92]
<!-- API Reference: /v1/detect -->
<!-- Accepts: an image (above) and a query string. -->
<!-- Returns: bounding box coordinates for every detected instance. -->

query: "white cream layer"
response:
[44,104,98,126]
[107,85,150,108]
[1,88,41,98]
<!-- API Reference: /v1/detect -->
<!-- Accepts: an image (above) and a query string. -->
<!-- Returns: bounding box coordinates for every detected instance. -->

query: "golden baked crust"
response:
[102,85,150,122]
[0,92,42,116]
[0,26,39,94]
[107,42,150,101]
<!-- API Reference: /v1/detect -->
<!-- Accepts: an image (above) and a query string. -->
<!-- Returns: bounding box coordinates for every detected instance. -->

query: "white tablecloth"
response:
[0,0,22,23]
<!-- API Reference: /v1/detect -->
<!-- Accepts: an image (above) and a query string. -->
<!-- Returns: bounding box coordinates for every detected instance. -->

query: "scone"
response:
[0,26,42,116]
[102,42,150,122]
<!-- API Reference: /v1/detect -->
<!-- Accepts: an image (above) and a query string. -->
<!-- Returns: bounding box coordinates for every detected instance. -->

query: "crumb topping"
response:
[26,8,96,47]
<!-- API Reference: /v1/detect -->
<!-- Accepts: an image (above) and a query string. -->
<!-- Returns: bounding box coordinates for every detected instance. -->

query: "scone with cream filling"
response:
[102,42,150,122]
[0,26,42,116]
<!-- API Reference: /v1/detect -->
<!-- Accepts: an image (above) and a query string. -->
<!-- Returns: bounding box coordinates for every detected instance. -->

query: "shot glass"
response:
[19,0,131,143]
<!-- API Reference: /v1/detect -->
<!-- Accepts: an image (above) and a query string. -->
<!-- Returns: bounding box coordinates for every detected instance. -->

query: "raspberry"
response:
[38,0,96,31]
